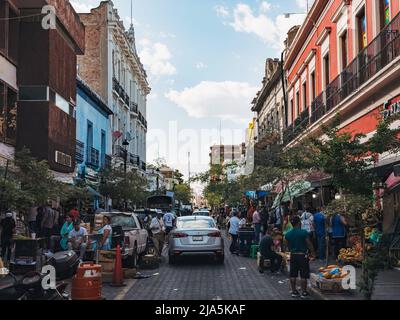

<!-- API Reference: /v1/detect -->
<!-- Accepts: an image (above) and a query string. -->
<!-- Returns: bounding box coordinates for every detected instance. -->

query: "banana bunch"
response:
[338,246,362,261]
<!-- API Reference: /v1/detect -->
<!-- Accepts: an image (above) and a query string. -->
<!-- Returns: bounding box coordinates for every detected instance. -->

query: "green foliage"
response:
[173,183,192,204]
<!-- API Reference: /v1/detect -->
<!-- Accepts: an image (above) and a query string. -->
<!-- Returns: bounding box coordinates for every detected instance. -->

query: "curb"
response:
[308,286,329,301]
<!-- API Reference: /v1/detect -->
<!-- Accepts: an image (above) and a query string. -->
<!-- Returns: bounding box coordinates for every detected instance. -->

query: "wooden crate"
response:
[98,250,116,273]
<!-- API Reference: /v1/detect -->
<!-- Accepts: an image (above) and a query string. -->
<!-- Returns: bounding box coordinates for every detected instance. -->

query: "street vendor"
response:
[258,227,283,274]
[94,216,113,251]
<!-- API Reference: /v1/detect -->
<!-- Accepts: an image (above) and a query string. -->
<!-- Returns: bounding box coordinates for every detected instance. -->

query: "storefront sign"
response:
[382,98,400,119]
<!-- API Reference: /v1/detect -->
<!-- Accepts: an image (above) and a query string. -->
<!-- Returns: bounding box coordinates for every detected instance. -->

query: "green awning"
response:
[272,180,313,208]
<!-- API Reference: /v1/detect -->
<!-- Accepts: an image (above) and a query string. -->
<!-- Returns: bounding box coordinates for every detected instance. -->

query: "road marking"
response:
[114,279,137,300]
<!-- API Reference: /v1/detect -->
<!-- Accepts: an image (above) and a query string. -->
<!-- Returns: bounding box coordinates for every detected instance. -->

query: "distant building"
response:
[146,165,166,192]
[0,0,85,182]
[159,165,181,191]
[75,77,113,186]
[209,144,246,166]
[77,1,150,175]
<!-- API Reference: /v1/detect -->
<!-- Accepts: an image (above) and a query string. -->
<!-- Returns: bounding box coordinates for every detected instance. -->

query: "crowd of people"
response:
[213,201,350,299]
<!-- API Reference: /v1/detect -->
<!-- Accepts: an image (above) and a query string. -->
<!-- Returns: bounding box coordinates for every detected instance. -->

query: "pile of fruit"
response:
[364,227,374,240]
[318,265,350,280]
[338,242,363,262]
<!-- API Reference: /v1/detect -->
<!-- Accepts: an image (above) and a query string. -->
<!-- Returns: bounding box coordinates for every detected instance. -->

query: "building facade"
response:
[0,0,84,181]
[77,1,150,175]
[76,77,113,185]
[283,0,400,232]
[209,144,246,166]
[146,165,166,192]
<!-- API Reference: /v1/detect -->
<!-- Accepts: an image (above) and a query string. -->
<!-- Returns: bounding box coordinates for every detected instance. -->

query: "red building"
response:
[283,0,400,232]
[0,0,84,179]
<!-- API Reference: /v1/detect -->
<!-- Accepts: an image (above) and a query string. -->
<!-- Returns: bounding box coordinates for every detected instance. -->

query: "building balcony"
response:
[104,154,112,170]
[256,125,281,148]
[76,140,85,163]
[130,101,138,114]
[140,160,146,171]
[86,147,100,168]
[112,77,130,106]
[289,12,400,146]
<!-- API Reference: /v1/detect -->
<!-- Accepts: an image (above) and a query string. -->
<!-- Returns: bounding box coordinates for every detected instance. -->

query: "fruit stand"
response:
[310,265,351,293]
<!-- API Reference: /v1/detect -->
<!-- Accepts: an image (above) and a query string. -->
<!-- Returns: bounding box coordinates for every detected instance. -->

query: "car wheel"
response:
[216,255,224,265]
[168,255,176,265]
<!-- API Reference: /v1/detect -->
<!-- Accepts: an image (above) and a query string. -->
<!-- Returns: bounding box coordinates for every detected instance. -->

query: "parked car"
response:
[168,216,224,265]
[102,212,148,267]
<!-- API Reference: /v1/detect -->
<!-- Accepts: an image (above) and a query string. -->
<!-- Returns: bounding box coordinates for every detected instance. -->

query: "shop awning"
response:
[272,180,314,208]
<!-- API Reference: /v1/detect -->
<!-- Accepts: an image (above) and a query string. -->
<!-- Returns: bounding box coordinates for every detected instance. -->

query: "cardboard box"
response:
[310,273,348,293]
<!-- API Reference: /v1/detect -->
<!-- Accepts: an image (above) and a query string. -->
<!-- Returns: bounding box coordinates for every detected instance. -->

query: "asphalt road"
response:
[104,235,299,300]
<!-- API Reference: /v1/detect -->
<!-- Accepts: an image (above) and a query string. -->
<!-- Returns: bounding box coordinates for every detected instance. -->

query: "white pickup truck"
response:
[102,212,148,267]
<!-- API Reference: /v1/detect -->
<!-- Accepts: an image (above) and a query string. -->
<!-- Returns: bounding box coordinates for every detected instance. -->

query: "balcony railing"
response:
[104,154,112,169]
[76,140,84,163]
[306,12,400,128]
[140,161,146,171]
[130,101,138,114]
[113,77,130,106]
[87,147,100,168]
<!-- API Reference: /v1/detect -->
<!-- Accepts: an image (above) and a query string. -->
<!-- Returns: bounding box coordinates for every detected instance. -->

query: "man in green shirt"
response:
[285,216,315,299]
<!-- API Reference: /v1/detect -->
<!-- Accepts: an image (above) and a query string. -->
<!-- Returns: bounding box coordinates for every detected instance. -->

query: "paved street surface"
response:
[102,235,301,300]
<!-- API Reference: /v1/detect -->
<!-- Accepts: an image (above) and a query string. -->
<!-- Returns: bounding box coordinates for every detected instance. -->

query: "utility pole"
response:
[188,151,191,188]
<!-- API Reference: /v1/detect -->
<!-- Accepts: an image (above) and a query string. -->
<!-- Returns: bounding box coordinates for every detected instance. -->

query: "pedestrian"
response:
[227,210,240,255]
[27,207,38,236]
[239,212,247,228]
[150,211,165,257]
[253,206,262,244]
[330,212,348,258]
[1,212,16,262]
[258,227,283,274]
[96,216,113,251]
[51,214,74,253]
[41,205,56,250]
[163,211,175,244]
[300,207,314,237]
[313,208,326,260]
[69,207,80,221]
[271,202,284,230]
[36,206,44,237]
[68,220,88,262]
[284,216,315,299]
[260,206,269,235]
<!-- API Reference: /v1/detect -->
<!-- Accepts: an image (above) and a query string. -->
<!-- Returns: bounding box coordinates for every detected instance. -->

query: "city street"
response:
[103,235,300,301]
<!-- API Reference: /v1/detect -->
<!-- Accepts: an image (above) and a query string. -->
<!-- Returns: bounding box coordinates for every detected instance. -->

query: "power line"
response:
[0,13,44,21]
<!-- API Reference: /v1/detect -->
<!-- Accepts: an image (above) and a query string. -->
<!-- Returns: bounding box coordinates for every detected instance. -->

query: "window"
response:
[19,86,48,101]
[112,50,115,78]
[357,8,367,52]
[296,91,300,117]
[379,0,390,30]
[87,121,93,151]
[302,82,307,111]
[101,130,106,166]
[323,54,330,89]
[340,31,348,71]
[290,98,294,123]
[310,72,316,101]
[7,6,18,62]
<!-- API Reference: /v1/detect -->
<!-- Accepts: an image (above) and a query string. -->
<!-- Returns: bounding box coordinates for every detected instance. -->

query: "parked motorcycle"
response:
[0,271,70,300]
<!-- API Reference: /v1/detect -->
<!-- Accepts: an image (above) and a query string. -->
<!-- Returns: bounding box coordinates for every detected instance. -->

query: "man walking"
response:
[285,216,315,299]
[252,206,262,244]
[163,211,175,244]
[41,205,56,250]
[27,207,38,236]
[150,211,165,257]
[313,208,326,260]
[331,212,347,258]
[258,227,283,274]
[228,210,240,255]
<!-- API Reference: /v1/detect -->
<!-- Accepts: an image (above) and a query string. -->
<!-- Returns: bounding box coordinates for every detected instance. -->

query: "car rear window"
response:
[177,219,215,229]
[111,215,137,229]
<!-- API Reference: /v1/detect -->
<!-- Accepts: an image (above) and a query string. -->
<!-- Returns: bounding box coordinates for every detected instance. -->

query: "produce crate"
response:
[310,273,349,293]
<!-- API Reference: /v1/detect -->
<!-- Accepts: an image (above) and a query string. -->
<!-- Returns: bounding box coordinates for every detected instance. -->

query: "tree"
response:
[173,183,192,204]
[99,167,147,210]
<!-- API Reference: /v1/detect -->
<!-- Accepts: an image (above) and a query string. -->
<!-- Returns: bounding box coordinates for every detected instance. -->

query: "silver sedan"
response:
[168,216,224,265]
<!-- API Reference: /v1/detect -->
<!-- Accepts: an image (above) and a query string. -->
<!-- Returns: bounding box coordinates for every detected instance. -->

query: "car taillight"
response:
[173,233,188,238]
[208,231,221,237]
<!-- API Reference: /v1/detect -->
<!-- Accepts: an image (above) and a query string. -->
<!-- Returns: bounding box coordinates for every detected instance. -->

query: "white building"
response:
[77,1,150,174]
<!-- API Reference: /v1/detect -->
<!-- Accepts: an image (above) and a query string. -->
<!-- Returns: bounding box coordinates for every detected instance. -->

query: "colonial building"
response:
[76,77,113,186]
[0,0,84,182]
[77,1,150,175]
[283,0,400,232]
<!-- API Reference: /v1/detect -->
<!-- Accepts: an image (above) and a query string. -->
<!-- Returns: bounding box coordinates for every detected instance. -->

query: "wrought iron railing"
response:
[87,147,100,168]
[104,154,112,169]
[113,77,130,106]
[76,140,85,163]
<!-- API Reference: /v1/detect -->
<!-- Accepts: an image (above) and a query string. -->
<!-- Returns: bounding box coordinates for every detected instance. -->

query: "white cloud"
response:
[296,0,315,10]
[195,62,208,70]
[70,0,97,13]
[165,81,257,123]
[215,5,230,18]
[139,41,177,76]
[219,3,305,50]
[259,1,272,13]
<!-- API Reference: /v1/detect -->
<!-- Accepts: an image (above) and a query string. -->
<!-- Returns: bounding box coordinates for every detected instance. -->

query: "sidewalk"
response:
[308,260,400,300]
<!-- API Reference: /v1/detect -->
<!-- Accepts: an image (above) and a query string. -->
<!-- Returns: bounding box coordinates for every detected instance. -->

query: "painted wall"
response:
[76,86,111,169]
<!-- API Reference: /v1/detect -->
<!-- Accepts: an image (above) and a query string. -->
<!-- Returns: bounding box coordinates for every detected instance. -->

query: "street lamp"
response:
[156,167,160,193]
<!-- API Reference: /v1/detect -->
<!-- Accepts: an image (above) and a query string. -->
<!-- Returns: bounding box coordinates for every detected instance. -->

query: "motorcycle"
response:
[0,271,70,300]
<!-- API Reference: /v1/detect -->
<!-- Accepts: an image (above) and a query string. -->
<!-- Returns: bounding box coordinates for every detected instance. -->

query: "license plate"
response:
[192,236,203,241]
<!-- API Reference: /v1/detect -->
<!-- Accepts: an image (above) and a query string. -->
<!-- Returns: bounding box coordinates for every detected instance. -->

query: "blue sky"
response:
[71,0,310,179]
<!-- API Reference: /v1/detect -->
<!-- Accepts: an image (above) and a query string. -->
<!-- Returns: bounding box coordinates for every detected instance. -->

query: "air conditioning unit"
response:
[55,151,72,168]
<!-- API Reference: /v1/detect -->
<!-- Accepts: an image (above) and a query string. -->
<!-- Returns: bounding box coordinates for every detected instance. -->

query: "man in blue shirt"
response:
[313,208,326,260]
[228,210,240,254]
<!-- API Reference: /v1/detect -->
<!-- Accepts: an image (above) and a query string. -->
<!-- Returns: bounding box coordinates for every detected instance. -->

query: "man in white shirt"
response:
[150,211,165,257]
[68,220,88,261]
[228,210,240,255]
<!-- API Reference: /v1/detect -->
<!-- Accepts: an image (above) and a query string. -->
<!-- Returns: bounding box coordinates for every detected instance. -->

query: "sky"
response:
[70,0,311,185]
